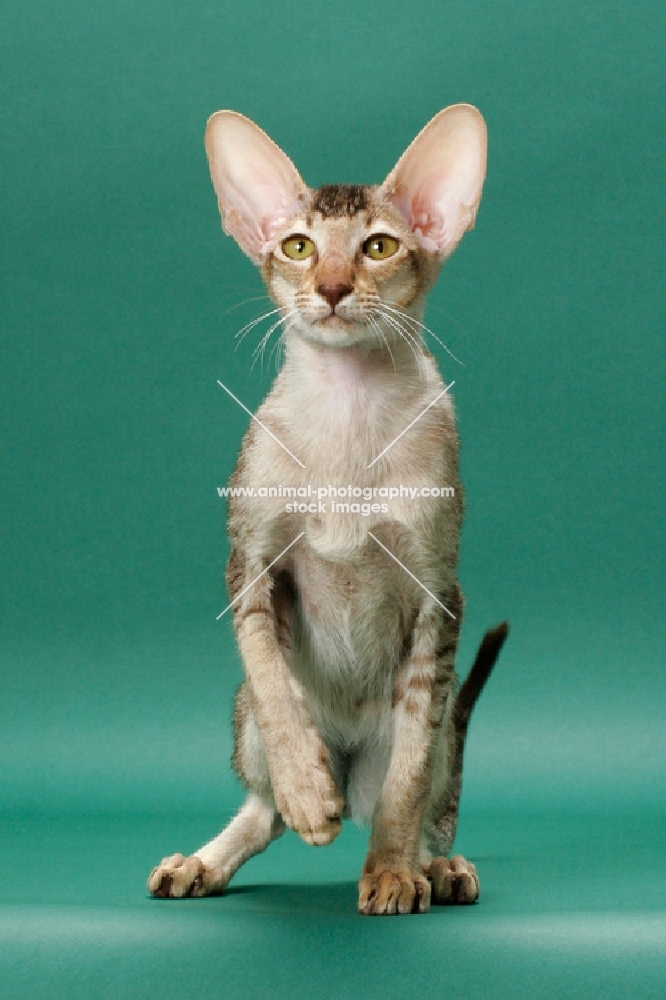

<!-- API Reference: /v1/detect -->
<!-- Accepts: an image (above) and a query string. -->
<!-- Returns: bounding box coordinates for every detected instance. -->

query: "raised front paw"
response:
[272,743,344,847]
[428,854,480,905]
[358,865,432,915]
[147,853,226,899]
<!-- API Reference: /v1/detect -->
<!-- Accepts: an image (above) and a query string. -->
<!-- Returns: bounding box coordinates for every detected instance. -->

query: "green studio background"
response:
[1,1,664,997]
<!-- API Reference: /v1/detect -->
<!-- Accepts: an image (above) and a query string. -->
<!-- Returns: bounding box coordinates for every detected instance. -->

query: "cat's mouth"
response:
[320,313,351,327]
[312,314,356,339]
[302,313,373,349]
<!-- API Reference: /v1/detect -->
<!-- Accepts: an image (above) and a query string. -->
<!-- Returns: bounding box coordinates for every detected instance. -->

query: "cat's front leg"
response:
[358,592,461,915]
[231,553,344,846]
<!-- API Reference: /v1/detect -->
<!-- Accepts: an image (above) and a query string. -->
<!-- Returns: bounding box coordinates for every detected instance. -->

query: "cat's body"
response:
[148,106,508,914]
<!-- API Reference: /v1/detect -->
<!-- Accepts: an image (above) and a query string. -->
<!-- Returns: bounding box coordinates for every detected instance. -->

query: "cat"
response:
[148,104,508,915]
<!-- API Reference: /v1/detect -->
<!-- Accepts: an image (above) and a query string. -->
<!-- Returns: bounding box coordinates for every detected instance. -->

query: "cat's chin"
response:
[296,317,377,351]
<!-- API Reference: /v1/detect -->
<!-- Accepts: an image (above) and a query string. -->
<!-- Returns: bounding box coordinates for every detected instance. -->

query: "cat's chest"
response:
[289,538,416,696]
[249,375,457,562]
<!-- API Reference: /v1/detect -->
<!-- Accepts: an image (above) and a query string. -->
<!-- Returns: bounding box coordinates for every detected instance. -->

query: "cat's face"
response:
[205,106,487,351]
[264,184,433,348]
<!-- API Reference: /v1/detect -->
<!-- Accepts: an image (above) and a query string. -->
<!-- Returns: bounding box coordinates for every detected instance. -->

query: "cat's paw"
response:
[147,853,226,899]
[272,741,343,847]
[358,866,432,915]
[428,854,479,905]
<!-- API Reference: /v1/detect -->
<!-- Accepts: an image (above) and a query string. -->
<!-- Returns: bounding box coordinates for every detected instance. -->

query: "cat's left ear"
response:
[379,104,487,259]
[205,111,309,264]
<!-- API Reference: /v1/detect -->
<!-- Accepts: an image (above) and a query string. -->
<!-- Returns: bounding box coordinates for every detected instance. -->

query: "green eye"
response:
[282,235,315,260]
[363,235,399,260]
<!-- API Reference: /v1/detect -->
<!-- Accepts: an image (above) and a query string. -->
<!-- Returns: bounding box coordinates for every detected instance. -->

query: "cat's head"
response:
[205,105,486,350]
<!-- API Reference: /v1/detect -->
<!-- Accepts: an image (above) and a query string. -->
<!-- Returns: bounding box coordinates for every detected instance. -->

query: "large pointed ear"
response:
[379,104,487,259]
[205,111,309,264]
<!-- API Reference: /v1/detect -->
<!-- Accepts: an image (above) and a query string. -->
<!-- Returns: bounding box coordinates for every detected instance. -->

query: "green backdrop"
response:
[1,1,664,996]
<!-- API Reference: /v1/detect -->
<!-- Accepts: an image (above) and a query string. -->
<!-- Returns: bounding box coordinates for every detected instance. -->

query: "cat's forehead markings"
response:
[312,184,369,218]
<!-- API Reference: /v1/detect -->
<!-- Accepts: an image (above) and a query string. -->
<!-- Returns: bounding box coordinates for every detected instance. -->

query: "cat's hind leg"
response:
[147,793,285,898]
[148,680,286,899]
[422,622,509,905]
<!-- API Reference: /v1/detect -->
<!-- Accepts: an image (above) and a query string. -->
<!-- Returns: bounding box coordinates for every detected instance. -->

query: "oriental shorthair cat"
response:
[148,105,508,915]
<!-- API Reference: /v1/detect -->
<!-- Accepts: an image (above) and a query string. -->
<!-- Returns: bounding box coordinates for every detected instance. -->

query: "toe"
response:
[376,872,402,914]
[147,853,213,899]
[450,855,479,904]
[430,855,480,905]
[358,869,431,916]
[357,875,378,915]
[410,874,432,914]
[169,856,205,898]
[429,857,455,903]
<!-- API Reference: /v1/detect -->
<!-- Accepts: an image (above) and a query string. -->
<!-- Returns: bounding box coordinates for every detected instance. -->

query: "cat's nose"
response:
[317,283,353,312]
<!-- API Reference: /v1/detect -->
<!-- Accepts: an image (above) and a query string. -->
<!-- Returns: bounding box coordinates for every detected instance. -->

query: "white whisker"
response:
[223,294,272,317]
[367,315,396,373]
[372,307,427,379]
[234,307,284,347]
[251,319,283,371]
[381,302,464,366]
[268,320,292,372]
[251,310,297,373]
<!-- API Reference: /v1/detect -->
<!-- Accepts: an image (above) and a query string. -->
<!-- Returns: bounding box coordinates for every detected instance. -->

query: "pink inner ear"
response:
[391,179,450,255]
[206,112,308,263]
[240,173,298,241]
[381,105,487,259]
[402,175,448,249]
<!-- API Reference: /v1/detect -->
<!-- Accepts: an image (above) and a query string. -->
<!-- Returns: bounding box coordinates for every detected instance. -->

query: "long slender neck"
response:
[275,325,437,478]
[282,329,426,404]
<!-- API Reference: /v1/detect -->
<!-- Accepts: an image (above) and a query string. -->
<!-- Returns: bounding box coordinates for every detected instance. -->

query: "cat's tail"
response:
[455,621,509,731]
[428,622,509,856]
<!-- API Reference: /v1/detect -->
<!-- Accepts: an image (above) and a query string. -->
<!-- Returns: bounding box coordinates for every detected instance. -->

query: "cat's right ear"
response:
[205,112,309,264]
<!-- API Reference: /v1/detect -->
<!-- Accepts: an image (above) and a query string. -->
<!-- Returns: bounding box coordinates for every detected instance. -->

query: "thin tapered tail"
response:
[428,622,509,855]
[455,621,509,729]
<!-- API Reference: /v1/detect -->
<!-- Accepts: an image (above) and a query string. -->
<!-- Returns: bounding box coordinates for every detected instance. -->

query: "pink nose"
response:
[317,283,352,311]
